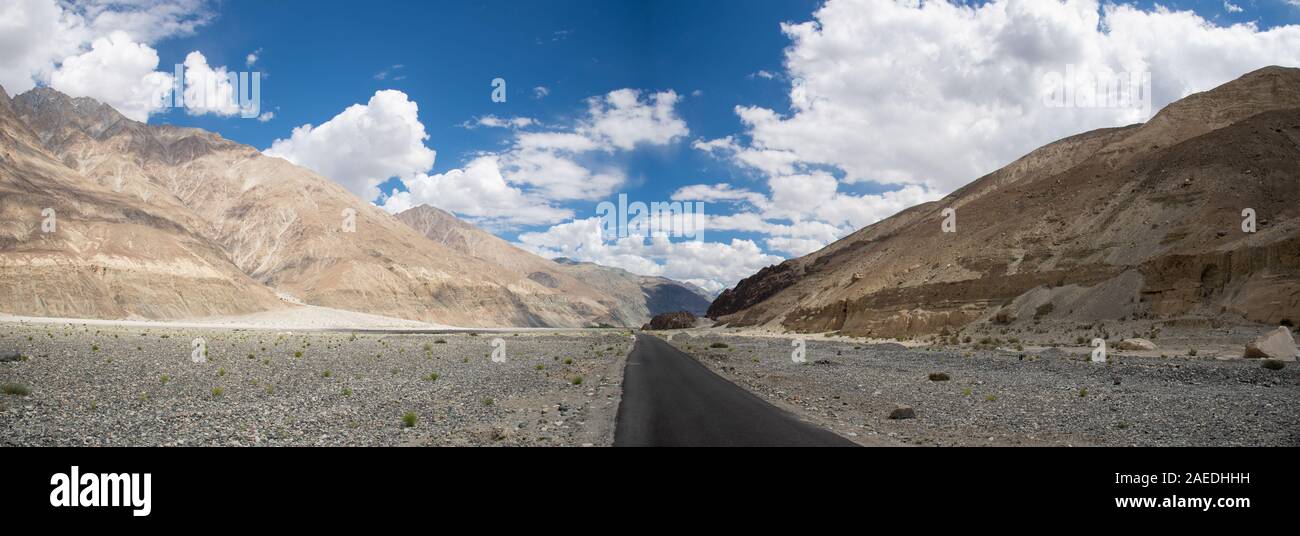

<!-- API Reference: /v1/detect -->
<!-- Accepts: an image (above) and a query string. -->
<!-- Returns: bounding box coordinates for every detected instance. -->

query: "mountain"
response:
[550,257,712,318]
[709,66,1300,338]
[396,204,712,323]
[0,84,284,319]
[1,86,629,327]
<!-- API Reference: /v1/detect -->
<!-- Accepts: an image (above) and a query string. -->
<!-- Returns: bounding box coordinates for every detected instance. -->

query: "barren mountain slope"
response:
[0,84,284,319]
[396,204,712,325]
[710,66,1300,338]
[7,88,612,327]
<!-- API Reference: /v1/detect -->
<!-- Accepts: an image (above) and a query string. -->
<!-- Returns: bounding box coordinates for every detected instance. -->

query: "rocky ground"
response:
[0,321,631,446]
[664,329,1299,447]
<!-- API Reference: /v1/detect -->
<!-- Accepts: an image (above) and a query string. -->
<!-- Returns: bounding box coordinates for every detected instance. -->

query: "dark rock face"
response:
[646,311,696,330]
[527,271,560,288]
[706,261,799,318]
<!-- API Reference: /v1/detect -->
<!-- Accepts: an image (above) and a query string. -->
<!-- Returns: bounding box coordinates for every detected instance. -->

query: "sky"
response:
[3,0,1300,293]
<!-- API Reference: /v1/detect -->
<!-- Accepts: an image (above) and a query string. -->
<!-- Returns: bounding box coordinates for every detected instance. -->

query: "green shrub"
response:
[710,342,729,349]
[572,376,584,385]
[2,383,31,396]
[402,412,417,427]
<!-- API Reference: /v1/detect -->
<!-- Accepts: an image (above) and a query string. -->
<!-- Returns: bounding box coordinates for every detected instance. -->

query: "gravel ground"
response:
[0,321,631,446]
[665,331,1300,447]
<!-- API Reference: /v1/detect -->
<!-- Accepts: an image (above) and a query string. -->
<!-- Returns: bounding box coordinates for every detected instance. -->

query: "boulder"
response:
[1116,338,1157,351]
[1244,327,1298,361]
[887,406,916,420]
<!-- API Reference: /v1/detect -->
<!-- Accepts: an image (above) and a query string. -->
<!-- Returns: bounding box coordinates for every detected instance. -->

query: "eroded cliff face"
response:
[712,67,1300,338]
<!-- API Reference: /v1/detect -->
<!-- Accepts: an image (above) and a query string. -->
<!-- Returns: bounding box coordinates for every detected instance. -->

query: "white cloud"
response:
[245,48,261,67]
[180,50,246,117]
[0,1,255,123]
[380,156,572,227]
[462,115,535,129]
[532,86,550,99]
[377,87,689,227]
[721,0,1300,194]
[265,90,437,200]
[582,89,688,150]
[374,64,403,80]
[498,148,624,201]
[671,183,767,207]
[48,31,172,122]
[0,0,211,96]
[257,111,274,122]
[516,217,783,290]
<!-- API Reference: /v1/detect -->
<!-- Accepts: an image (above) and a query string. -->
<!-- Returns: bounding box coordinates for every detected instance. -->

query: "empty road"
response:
[614,333,857,447]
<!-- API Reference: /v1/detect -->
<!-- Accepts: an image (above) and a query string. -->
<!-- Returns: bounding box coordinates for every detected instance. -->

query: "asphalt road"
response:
[614,333,857,447]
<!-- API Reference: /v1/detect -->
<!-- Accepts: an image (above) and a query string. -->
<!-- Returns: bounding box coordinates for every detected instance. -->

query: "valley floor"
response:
[0,321,630,446]
[664,330,1299,447]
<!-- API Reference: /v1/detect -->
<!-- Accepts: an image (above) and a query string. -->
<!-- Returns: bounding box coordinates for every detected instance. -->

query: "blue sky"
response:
[6,0,1300,292]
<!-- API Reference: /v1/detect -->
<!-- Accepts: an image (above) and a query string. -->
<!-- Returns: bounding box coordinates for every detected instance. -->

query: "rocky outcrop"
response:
[707,261,799,318]
[645,311,697,330]
[711,66,1300,338]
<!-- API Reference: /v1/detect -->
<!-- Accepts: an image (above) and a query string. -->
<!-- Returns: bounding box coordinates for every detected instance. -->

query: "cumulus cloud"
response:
[716,0,1300,194]
[265,90,437,200]
[0,0,256,123]
[380,156,572,228]
[377,88,688,226]
[179,50,249,117]
[48,31,172,121]
[581,89,688,150]
[0,0,211,96]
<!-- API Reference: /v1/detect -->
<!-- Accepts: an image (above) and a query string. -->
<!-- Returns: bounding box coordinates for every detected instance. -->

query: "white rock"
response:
[1116,338,1157,351]
[1244,327,1298,361]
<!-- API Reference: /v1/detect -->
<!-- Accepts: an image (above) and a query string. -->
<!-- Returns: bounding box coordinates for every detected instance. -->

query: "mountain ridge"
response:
[0,85,660,327]
[710,65,1300,338]
[395,203,712,324]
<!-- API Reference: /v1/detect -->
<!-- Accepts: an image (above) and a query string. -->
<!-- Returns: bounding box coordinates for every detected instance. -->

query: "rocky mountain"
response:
[709,66,1300,338]
[395,204,713,326]
[0,85,284,319]
[0,86,636,327]
[551,257,712,318]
